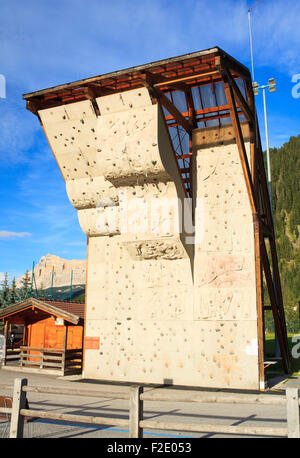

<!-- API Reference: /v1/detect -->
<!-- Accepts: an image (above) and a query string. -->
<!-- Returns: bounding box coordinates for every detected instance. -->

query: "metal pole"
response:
[248,10,255,82]
[262,87,273,217]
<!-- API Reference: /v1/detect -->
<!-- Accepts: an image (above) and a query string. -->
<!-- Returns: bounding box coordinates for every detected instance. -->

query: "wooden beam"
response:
[140,74,192,135]
[215,56,254,126]
[260,240,290,373]
[253,215,265,388]
[252,118,274,228]
[185,88,198,129]
[223,81,257,214]
[221,53,252,81]
[146,71,188,92]
[154,70,219,87]
[269,236,291,367]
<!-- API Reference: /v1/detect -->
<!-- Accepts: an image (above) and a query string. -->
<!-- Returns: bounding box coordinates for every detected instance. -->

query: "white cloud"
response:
[0,231,31,239]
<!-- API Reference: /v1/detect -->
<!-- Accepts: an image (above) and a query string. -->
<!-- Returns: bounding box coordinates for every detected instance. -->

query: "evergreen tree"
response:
[0,273,10,308]
[20,270,31,300]
[39,281,45,299]
[265,133,300,332]
[8,277,19,305]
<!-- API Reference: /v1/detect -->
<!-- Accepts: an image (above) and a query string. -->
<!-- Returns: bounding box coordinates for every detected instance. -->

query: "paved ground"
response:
[0,367,297,440]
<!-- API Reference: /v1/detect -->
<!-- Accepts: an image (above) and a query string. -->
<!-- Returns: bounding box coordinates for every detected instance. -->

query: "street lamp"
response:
[252,78,276,219]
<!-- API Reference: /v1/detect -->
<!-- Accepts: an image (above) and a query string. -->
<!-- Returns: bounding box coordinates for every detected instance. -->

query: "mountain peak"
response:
[16,254,86,289]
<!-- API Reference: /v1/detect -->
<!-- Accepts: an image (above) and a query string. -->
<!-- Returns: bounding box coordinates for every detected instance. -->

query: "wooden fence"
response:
[2,347,82,375]
[0,378,299,438]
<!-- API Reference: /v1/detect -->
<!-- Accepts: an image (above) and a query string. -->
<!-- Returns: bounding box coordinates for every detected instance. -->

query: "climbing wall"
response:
[192,125,259,389]
[38,90,260,389]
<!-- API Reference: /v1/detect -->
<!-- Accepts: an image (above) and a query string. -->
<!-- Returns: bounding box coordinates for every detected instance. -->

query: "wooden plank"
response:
[20,360,63,369]
[154,70,218,87]
[20,408,129,427]
[286,388,300,438]
[20,346,64,353]
[20,352,63,361]
[140,419,287,437]
[23,385,130,400]
[192,122,250,150]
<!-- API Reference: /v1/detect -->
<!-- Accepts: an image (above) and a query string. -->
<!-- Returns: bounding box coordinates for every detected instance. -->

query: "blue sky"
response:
[0,0,299,282]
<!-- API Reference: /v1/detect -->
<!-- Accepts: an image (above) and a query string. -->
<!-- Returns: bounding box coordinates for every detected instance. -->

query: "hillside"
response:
[267,134,300,331]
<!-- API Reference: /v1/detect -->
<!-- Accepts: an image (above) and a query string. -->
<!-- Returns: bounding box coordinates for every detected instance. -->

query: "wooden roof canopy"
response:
[23,47,255,198]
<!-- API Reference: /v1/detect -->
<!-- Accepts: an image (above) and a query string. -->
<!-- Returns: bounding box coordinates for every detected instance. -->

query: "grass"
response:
[265,333,300,376]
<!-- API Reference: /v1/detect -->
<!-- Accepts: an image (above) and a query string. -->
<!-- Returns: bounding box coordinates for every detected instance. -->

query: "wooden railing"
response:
[3,348,21,364]
[3,347,82,375]
[0,378,299,438]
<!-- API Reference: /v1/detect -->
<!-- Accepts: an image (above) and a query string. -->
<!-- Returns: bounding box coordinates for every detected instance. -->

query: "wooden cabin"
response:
[0,298,84,376]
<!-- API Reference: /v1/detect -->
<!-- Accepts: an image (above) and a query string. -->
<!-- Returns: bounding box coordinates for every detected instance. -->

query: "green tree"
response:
[38,281,45,299]
[8,277,19,305]
[0,273,10,308]
[19,270,31,300]
[267,133,300,332]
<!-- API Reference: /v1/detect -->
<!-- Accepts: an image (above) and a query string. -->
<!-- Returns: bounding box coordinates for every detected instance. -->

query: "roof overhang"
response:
[23,47,251,111]
[0,298,80,325]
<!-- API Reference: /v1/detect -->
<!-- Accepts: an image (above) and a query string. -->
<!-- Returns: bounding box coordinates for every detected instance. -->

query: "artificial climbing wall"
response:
[192,125,259,389]
[38,88,260,389]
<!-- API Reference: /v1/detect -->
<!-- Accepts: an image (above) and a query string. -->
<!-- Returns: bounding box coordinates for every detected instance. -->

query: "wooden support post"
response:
[62,325,68,375]
[9,378,28,438]
[253,216,265,388]
[223,82,257,214]
[3,321,8,365]
[129,386,143,438]
[261,240,289,371]
[286,388,300,438]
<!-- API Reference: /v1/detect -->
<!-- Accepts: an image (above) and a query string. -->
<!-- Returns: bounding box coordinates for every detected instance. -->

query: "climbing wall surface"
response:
[192,125,259,389]
[38,89,260,389]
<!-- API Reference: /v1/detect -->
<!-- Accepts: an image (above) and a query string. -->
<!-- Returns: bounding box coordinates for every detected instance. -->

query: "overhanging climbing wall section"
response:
[38,87,200,385]
[192,124,259,389]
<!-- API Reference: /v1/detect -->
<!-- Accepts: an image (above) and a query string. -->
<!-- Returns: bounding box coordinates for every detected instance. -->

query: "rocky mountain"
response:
[16,254,86,290]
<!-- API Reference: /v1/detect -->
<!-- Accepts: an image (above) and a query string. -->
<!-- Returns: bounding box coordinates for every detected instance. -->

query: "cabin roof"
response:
[0,298,85,325]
